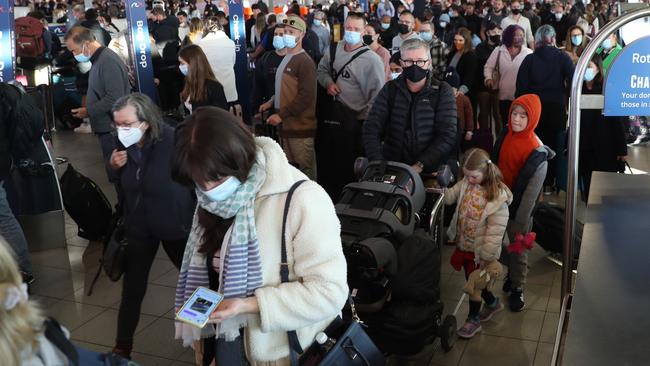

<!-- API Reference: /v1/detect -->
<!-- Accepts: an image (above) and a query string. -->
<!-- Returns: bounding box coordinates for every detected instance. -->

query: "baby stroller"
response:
[335,159,458,356]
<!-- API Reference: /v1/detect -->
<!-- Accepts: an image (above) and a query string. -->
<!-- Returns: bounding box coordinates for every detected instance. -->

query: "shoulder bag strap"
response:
[332,47,371,83]
[280,180,308,366]
[44,317,79,366]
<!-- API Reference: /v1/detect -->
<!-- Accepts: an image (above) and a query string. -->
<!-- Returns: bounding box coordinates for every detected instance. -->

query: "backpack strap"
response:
[44,318,79,366]
[280,180,308,366]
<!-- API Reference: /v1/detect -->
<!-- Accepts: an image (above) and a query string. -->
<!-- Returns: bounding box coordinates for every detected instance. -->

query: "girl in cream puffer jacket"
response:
[444,148,512,339]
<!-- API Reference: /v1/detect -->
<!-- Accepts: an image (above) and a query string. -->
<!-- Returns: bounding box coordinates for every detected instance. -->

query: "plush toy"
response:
[462,260,503,301]
[506,232,536,256]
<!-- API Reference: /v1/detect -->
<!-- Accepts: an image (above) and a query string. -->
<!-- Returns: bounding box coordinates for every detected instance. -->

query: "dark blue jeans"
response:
[0,180,32,274]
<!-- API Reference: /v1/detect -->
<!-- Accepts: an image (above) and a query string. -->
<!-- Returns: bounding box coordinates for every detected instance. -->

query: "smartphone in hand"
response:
[175,287,224,328]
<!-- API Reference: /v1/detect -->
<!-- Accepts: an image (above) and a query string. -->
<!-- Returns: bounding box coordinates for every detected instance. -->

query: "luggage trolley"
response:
[417,165,458,352]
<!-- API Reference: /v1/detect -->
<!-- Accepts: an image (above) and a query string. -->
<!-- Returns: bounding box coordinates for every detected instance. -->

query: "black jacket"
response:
[253,51,284,110]
[116,124,195,241]
[446,50,478,97]
[475,41,497,92]
[187,79,228,112]
[363,76,458,172]
[0,84,44,180]
[579,81,627,173]
[515,45,574,106]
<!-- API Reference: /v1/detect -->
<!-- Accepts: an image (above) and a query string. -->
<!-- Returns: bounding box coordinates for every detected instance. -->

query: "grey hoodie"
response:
[317,42,386,119]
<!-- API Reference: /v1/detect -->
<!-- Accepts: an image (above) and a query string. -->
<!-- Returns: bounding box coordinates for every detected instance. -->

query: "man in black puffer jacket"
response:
[363,38,457,174]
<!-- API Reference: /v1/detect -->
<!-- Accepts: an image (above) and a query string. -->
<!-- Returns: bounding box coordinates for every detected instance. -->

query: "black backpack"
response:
[532,202,582,258]
[363,230,443,355]
[59,164,114,240]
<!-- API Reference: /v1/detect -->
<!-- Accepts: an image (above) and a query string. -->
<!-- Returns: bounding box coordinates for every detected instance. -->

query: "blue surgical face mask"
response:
[584,68,596,82]
[314,19,322,26]
[381,22,390,30]
[602,38,613,50]
[344,30,362,45]
[74,44,91,63]
[198,176,242,202]
[283,34,298,49]
[571,35,582,46]
[179,64,189,75]
[273,35,286,50]
[391,72,401,80]
[420,31,433,41]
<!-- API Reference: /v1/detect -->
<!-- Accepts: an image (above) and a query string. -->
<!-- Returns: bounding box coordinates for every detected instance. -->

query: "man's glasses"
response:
[401,59,430,67]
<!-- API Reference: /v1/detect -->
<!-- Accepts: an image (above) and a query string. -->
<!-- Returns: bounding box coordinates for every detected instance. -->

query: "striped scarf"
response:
[175,152,266,344]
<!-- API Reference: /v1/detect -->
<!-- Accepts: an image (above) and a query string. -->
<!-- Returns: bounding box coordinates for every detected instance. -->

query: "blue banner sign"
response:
[229,0,251,123]
[604,35,650,116]
[125,0,157,101]
[0,0,15,82]
[48,24,67,38]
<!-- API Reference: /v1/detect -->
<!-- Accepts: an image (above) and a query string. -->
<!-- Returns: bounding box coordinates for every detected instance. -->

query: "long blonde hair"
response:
[461,148,506,202]
[0,240,45,366]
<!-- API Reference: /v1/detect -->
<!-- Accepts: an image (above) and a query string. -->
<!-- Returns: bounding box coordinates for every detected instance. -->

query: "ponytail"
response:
[462,148,505,202]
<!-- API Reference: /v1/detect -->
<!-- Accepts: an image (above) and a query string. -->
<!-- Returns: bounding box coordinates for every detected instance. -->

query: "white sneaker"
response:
[74,122,92,134]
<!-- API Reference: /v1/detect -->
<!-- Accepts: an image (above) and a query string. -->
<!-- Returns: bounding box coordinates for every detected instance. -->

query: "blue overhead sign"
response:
[604,35,650,116]
[229,0,251,123]
[0,0,15,82]
[125,0,157,101]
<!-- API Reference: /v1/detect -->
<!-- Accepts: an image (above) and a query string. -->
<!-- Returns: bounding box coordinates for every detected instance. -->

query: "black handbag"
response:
[281,181,386,366]
[87,147,151,295]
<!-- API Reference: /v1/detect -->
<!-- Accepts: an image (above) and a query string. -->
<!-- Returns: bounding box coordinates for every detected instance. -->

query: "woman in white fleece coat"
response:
[171,107,348,366]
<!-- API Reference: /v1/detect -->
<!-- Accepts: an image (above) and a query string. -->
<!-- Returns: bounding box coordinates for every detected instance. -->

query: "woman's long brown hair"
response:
[179,44,218,103]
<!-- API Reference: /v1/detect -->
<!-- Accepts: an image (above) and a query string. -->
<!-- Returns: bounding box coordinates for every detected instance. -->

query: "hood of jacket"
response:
[255,136,308,198]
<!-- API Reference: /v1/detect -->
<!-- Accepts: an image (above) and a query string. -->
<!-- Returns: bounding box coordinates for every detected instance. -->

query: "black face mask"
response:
[432,4,442,16]
[511,8,521,15]
[398,24,410,34]
[363,35,374,45]
[489,35,501,44]
[403,65,429,82]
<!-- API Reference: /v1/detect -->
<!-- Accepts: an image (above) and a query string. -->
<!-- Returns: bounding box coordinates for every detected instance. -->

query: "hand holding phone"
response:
[176,287,224,328]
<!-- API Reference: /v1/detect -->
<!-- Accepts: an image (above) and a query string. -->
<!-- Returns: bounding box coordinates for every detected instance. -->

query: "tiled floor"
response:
[23,130,650,366]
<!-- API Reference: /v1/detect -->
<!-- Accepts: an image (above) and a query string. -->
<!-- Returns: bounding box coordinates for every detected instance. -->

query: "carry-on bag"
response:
[281,181,386,366]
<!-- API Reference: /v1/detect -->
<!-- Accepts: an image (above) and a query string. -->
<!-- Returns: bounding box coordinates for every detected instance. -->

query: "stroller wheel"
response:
[440,315,458,352]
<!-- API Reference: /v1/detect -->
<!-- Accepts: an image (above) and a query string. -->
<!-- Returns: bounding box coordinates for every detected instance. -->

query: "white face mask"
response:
[117,122,145,148]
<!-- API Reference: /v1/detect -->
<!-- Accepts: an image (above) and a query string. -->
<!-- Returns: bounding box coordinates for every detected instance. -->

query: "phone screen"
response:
[176,287,224,328]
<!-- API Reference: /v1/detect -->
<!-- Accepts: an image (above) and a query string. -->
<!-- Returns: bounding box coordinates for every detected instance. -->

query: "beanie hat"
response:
[439,13,450,23]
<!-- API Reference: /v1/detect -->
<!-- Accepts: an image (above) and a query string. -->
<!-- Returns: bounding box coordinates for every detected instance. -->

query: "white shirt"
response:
[197,31,238,103]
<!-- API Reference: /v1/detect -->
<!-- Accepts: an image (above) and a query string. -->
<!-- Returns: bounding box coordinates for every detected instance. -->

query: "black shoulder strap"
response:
[280,180,308,366]
[332,45,371,83]
[44,318,79,366]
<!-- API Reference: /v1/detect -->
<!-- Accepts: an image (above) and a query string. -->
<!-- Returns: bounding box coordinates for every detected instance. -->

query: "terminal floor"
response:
[28,131,650,366]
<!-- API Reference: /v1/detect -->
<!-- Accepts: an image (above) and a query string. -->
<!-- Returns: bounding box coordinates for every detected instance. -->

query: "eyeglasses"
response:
[401,59,430,67]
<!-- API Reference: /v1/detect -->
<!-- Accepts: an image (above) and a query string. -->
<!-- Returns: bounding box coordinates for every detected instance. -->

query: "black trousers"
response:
[116,235,185,343]
[499,100,513,130]
[534,102,566,187]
